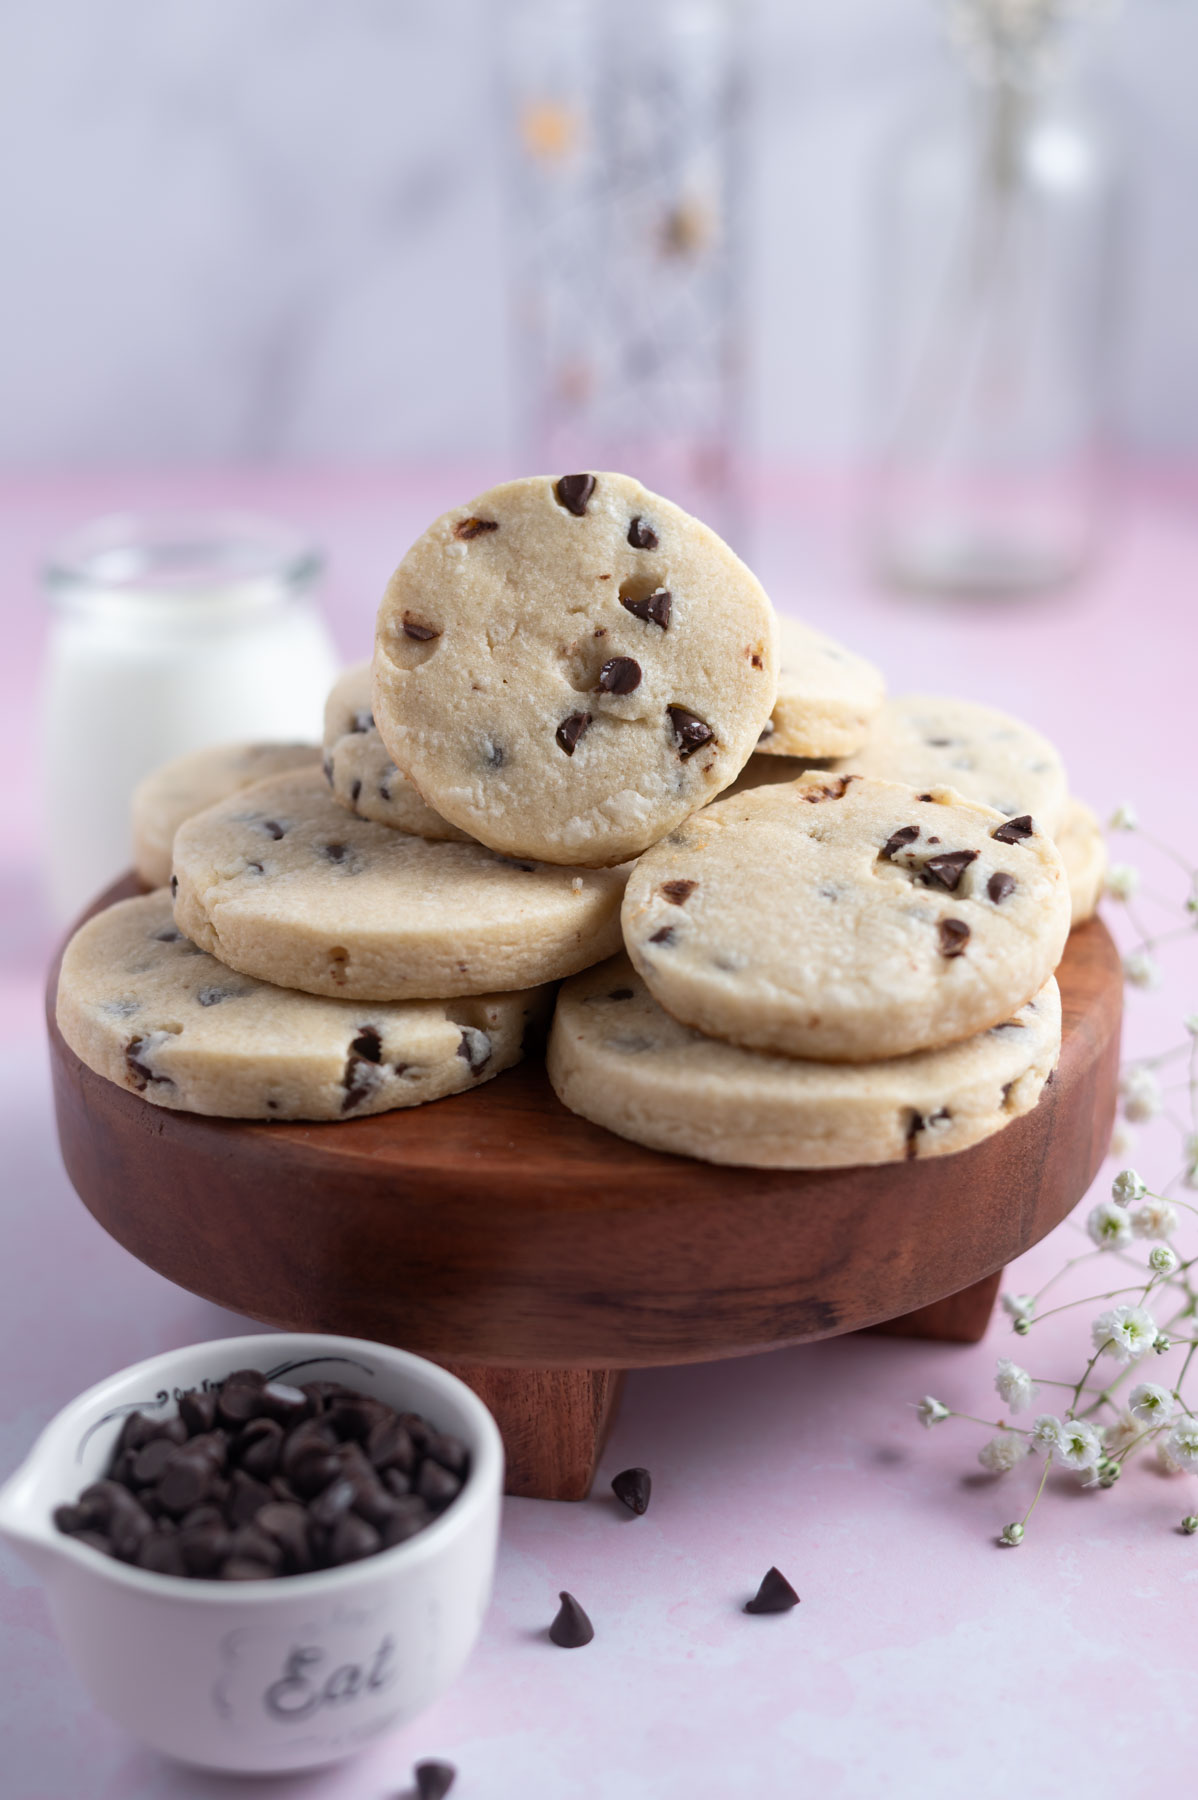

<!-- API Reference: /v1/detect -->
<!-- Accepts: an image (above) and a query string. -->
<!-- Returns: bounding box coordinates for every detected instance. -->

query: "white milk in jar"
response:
[41,514,340,921]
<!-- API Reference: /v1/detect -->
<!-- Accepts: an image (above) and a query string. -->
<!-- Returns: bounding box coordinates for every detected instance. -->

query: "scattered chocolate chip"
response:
[454,517,498,540]
[879,826,920,860]
[744,1567,800,1614]
[350,1026,383,1063]
[415,1760,458,1800]
[938,918,971,957]
[621,584,672,629]
[598,656,642,695]
[648,926,676,946]
[556,711,592,755]
[922,849,978,892]
[668,705,714,758]
[554,473,596,515]
[549,1590,595,1647]
[801,775,855,803]
[661,879,697,905]
[611,1467,652,1515]
[627,515,659,550]
[988,872,1016,904]
[456,1027,492,1076]
[992,815,1035,844]
[402,614,441,642]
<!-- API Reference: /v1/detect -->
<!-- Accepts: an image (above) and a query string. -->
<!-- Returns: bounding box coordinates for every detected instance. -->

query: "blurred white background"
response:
[1,0,1194,470]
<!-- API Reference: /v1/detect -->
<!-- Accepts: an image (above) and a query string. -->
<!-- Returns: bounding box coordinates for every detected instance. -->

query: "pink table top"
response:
[2,466,1196,1798]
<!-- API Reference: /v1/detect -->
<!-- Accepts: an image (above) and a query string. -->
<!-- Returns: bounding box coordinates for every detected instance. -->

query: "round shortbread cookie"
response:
[131,742,321,888]
[755,616,885,758]
[622,771,1071,1062]
[839,694,1068,834]
[1057,797,1106,926]
[548,955,1061,1168]
[323,662,470,840]
[57,891,547,1120]
[372,472,778,866]
[171,766,626,1000]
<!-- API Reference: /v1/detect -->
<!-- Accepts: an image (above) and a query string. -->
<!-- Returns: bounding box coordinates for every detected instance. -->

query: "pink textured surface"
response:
[3,468,1197,1797]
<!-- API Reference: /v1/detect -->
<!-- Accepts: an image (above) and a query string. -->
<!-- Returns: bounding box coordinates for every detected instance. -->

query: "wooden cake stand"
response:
[47,877,1122,1501]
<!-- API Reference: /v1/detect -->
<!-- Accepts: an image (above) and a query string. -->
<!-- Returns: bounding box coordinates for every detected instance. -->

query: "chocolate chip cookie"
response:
[171,767,626,1000]
[57,891,550,1119]
[755,616,885,758]
[622,771,1071,1061]
[132,742,321,888]
[323,662,470,840]
[372,473,778,866]
[548,956,1061,1167]
[839,695,1068,834]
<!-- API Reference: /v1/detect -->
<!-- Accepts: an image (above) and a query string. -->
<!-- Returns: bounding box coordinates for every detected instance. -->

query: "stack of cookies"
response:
[57,471,1106,1169]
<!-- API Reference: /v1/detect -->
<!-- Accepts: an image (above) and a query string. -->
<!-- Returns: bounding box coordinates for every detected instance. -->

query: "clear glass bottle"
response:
[41,514,340,921]
[503,0,746,545]
[869,59,1118,596]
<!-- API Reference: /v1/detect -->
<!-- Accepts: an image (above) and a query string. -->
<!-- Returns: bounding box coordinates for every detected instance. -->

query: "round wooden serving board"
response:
[47,876,1122,1498]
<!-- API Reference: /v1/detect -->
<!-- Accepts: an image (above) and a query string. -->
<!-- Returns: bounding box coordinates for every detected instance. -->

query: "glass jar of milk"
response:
[41,513,341,922]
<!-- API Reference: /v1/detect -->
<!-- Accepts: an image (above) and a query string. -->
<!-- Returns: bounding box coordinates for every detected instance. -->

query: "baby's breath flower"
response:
[1121,1066,1163,1123]
[1002,1292,1035,1327]
[1000,1521,1025,1546]
[1183,1516,1198,1535]
[978,1433,1031,1474]
[1108,803,1138,831]
[1087,1199,1133,1250]
[1031,1414,1102,1472]
[1128,1381,1174,1426]
[1094,1457,1122,1488]
[995,1358,1036,1413]
[1091,1304,1159,1364]
[1158,1436,1186,1475]
[1102,1410,1143,1458]
[1154,1332,1173,1355]
[1108,1124,1137,1161]
[915,1396,950,1428]
[1132,1196,1178,1239]
[1123,953,1162,992]
[1185,1014,1198,1037]
[1165,1416,1198,1473]
[1183,1135,1198,1191]
[1112,1168,1147,1205]
[1105,863,1140,901]
[1149,1244,1179,1275]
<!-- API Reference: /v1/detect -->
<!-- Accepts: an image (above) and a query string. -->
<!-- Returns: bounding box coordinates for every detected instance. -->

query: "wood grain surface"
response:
[47,877,1122,1371]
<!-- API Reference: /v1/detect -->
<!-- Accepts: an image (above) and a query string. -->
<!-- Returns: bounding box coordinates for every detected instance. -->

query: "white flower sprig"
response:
[911,805,1198,1545]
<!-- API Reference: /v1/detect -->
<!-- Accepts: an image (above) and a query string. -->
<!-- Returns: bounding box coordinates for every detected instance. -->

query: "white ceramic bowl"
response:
[0,1333,503,1773]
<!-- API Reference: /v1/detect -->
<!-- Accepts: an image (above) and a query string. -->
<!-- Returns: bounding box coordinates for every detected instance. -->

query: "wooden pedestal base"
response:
[46,882,1122,1503]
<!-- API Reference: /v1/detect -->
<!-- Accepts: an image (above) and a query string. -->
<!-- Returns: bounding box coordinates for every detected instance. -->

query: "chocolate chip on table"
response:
[402,614,441,641]
[988,871,1017,904]
[992,814,1035,844]
[744,1566,800,1614]
[621,583,672,629]
[454,516,499,539]
[598,656,642,695]
[879,825,920,861]
[549,1591,595,1648]
[556,711,592,755]
[627,514,659,550]
[554,472,596,515]
[938,918,971,958]
[922,849,978,892]
[414,1762,457,1800]
[611,1467,652,1515]
[667,705,714,758]
[661,879,697,905]
[53,1377,468,1580]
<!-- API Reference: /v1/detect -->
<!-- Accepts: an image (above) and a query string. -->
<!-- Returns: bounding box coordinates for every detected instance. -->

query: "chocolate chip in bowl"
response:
[0,1334,503,1774]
